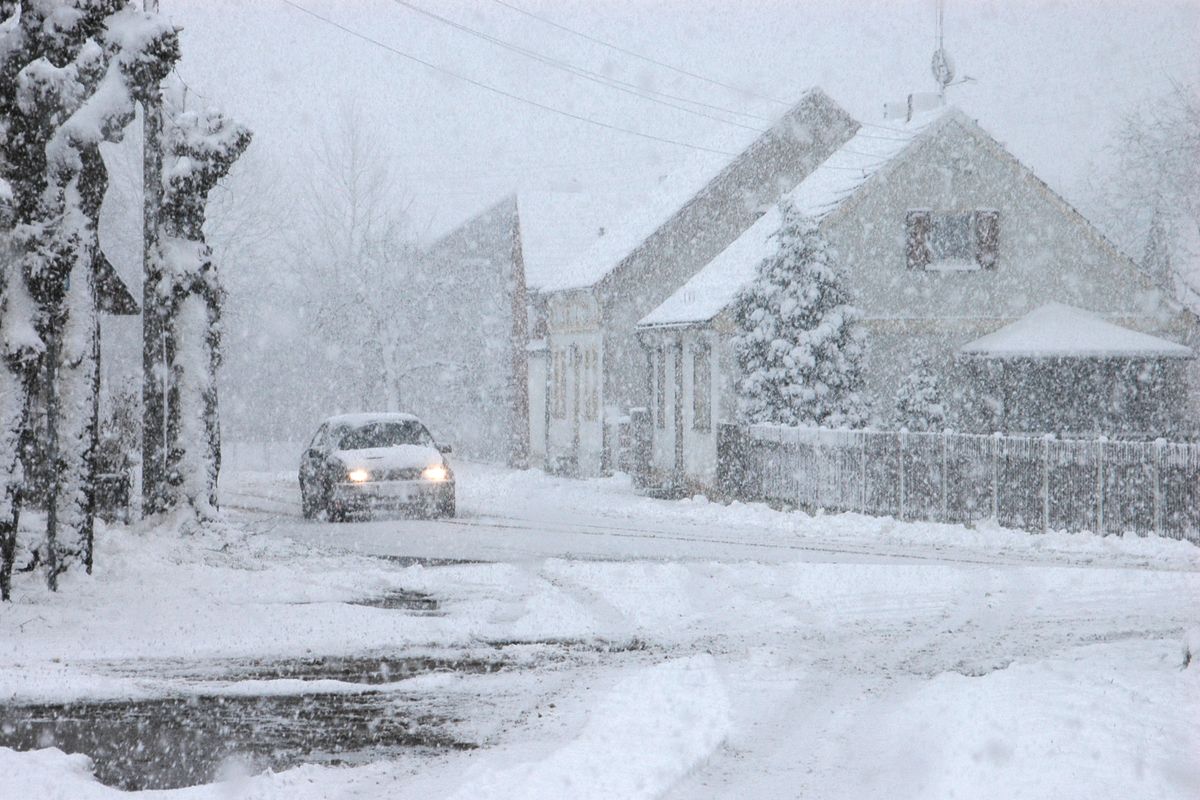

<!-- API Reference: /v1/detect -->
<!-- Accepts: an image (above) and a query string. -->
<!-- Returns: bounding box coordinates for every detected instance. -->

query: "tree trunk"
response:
[142,95,167,517]
[204,290,222,509]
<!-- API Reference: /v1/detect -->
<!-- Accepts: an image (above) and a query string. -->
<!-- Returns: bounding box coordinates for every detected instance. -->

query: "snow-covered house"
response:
[535,88,859,476]
[404,192,609,466]
[637,106,1198,487]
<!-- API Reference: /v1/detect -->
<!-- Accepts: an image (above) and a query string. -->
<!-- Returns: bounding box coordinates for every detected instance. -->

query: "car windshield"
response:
[333,421,432,450]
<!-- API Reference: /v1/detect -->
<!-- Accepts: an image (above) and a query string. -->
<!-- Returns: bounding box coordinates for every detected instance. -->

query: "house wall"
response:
[642,327,727,487]
[527,347,548,465]
[808,116,1189,422]
[410,196,529,463]
[648,341,676,477]
[544,290,605,475]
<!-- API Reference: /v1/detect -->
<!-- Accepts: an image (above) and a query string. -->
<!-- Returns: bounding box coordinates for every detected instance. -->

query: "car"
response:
[299,413,455,520]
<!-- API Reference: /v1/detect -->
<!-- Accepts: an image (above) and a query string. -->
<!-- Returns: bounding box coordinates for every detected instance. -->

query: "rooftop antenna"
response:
[931,0,955,101]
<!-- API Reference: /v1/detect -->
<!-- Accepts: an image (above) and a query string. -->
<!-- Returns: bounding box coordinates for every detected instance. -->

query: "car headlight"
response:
[347,468,371,483]
[421,464,448,482]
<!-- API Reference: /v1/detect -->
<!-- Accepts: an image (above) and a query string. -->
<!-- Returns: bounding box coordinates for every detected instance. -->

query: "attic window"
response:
[906,210,999,271]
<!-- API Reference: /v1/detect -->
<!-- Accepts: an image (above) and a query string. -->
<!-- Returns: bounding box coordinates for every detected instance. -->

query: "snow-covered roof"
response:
[539,88,845,294]
[514,192,614,292]
[324,412,422,428]
[639,107,953,328]
[958,303,1193,359]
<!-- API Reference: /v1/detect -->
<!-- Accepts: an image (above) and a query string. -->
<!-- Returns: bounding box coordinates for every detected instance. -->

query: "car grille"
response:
[375,467,424,481]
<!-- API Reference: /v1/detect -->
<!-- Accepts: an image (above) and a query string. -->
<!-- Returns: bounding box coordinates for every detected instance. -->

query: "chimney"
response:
[883,92,945,123]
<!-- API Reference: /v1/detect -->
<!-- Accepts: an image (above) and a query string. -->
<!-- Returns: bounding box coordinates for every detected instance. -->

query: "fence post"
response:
[941,429,949,523]
[1153,437,1164,537]
[1096,436,1106,535]
[991,432,1001,521]
[898,428,907,522]
[860,432,867,513]
[1041,434,1052,533]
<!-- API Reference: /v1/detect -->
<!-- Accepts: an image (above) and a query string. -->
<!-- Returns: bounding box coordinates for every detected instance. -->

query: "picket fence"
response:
[718,425,1200,542]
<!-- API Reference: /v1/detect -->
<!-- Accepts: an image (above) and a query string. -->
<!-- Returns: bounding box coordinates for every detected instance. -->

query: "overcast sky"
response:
[162,0,1199,236]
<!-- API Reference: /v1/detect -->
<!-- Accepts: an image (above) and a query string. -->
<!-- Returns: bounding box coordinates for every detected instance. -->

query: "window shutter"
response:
[975,210,1000,270]
[906,210,932,270]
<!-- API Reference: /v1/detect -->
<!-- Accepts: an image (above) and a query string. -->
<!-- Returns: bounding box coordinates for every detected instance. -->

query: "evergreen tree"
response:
[732,201,867,428]
[891,353,946,432]
[157,80,251,520]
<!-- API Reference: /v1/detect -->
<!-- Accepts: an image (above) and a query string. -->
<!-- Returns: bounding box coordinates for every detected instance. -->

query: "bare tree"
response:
[297,108,425,412]
[1088,82,1200,294]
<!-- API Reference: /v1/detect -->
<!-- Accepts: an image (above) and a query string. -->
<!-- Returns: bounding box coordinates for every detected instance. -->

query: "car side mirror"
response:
[437,442,452,454]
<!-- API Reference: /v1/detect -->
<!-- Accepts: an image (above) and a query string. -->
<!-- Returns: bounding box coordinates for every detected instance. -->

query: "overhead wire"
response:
[277,0,739,157]
[487,0,793,108]
[393,0,775,126]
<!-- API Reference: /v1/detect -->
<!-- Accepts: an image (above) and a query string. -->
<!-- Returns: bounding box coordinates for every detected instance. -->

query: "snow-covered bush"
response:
[732,201,867,428]
[892,353,946,432]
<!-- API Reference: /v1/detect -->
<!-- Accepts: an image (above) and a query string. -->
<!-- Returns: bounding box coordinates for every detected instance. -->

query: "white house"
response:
[637,105,1199,488]
[534,88,860,476]
[403,192,610,465]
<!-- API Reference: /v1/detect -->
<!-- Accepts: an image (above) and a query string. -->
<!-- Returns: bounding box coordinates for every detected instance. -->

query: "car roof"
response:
[323,412,422,428]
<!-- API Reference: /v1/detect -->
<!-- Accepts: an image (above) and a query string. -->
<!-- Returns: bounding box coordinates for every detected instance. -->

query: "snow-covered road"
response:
[2,464,1198,798]
[223,463,1200,571]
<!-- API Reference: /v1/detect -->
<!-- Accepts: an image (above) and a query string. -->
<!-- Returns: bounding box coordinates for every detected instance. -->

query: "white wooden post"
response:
[898,429,907,521]
[941,429,950,523]
[1042,434,1052,533]
[1153,438,1164,537]
[860,432,868,513]
[991,432,1001,521]
[1096,436,1106,535]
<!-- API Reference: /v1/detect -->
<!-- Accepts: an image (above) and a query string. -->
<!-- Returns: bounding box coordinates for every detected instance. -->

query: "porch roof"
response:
[958,303,1192,360]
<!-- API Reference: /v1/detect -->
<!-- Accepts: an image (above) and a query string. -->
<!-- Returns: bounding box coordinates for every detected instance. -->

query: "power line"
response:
[277,0,738,157]
[401,0,774,124]
[388,0,768,132]
[487,0,792,108]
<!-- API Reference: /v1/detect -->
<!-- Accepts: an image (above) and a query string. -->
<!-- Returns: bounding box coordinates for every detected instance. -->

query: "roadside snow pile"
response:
[449,656,731,800]
[815,639,1200,800]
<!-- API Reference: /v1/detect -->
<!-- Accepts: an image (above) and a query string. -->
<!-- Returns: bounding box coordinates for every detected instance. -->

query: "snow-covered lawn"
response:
[2,464,1198,798]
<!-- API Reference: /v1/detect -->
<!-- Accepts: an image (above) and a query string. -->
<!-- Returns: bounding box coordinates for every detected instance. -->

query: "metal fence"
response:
[718,424,1200,542]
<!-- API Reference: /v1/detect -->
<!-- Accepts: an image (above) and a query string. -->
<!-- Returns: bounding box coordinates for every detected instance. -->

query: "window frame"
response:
[906,209,1000,272]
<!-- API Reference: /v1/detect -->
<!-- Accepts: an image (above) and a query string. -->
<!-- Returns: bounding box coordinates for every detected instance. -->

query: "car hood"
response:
[334,445,444,472]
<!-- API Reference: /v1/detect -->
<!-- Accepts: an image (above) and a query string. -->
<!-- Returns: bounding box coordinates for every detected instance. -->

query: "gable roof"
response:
[639,106,953,328]
[538,87,855,294]
[514,192,615,292]
[423,191,617,293]
[958,302,1192,359]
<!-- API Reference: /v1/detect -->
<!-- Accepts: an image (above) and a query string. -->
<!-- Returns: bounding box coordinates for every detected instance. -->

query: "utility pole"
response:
[141,0,166,515]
